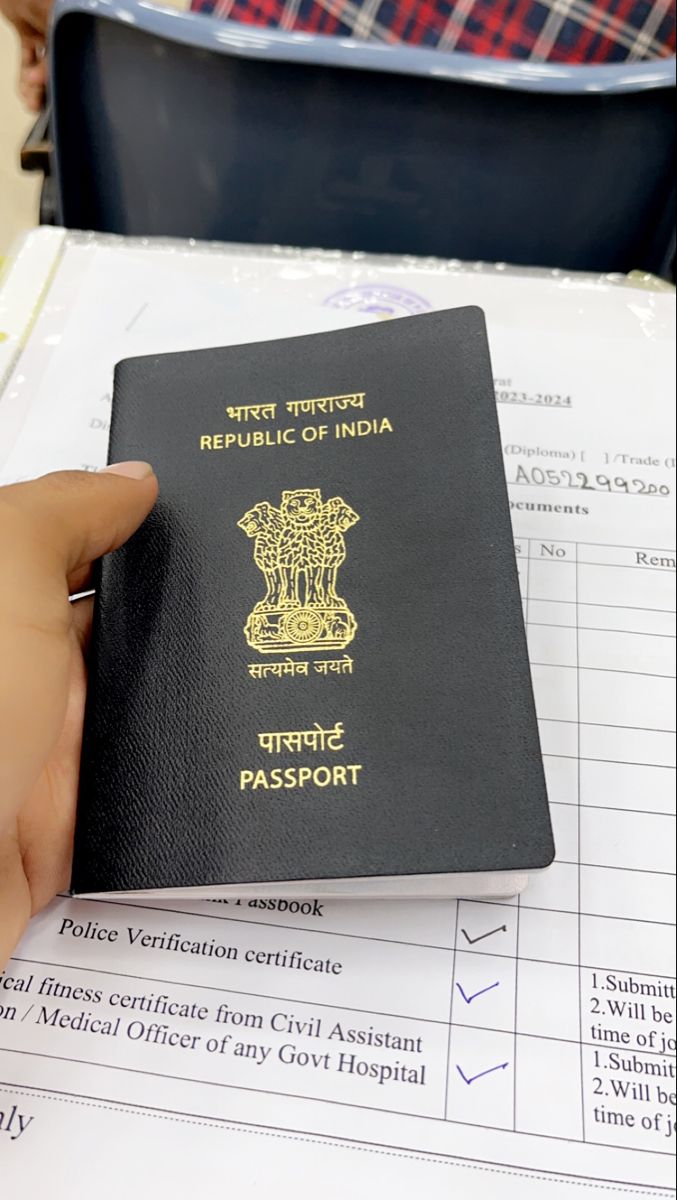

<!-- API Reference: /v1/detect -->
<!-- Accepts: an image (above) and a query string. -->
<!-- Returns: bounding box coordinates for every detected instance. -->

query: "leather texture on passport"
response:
[72,308,554,894]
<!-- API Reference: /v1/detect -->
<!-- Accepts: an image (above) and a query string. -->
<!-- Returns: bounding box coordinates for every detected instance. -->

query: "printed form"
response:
[0,233,674,1198]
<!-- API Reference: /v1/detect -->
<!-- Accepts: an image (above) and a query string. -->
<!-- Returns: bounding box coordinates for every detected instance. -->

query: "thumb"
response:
[1,463,158,588]
[0,463,158,832]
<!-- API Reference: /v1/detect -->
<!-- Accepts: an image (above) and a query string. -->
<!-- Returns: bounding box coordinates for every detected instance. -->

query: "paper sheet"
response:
[0,232,674,1198]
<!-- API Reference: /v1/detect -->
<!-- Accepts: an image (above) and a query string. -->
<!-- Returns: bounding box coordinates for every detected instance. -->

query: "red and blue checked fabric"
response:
[189,0,675,62]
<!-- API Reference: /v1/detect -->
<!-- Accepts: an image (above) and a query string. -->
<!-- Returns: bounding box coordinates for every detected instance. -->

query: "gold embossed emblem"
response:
[238,488,359,654]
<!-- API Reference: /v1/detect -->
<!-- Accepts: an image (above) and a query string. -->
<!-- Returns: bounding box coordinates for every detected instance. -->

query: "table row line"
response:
[537,705,674,763]
[526,626,674,677]
[519,597,675,635]
[0,1021,672,1154]
[516,559,675,612]
[543,753,675,814]
[513,540,676,569]
[533,664,674,729]
[11,899,676,1017]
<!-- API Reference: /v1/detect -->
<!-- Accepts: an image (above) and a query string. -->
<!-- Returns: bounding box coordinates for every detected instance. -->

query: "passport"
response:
[72,307,554,900]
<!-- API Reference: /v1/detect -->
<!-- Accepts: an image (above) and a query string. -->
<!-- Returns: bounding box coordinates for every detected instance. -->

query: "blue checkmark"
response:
[456,981,500,1004]
[456,1062,509,1085]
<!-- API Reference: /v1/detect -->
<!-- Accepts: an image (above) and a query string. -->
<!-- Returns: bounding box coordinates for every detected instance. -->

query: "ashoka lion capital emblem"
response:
[238,488,359,654]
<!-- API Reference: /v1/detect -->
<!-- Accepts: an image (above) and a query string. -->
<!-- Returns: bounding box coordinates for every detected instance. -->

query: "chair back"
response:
[50,0,676,274]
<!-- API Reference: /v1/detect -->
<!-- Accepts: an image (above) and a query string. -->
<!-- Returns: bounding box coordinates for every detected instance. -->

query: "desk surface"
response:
[0,228,674,1200]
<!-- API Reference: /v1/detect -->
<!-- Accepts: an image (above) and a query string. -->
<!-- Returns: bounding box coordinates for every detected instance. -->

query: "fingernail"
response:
[102,461,154,480]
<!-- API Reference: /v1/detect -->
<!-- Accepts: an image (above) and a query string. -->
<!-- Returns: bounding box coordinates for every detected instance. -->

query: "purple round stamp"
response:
[323,283,432,319]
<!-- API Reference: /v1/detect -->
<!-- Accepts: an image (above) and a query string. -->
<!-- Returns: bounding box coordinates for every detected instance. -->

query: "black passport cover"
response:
[72,308,553,894]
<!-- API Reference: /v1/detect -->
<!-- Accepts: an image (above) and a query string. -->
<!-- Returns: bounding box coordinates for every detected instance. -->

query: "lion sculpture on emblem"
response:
[238,488,359,654]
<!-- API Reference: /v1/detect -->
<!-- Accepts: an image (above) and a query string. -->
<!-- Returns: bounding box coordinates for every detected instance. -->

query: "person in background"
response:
[1,0,49,110]
[1,0,675,111]
[191,0,676,63]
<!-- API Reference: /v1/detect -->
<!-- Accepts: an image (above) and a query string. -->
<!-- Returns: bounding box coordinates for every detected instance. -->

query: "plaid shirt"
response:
[190,0,675,61]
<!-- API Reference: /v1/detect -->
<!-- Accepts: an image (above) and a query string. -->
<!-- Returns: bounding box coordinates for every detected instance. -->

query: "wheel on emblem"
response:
[282,608,324,644]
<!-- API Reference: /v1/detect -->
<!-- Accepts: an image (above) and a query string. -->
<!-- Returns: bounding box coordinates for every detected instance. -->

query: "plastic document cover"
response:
[0,229,674,1199]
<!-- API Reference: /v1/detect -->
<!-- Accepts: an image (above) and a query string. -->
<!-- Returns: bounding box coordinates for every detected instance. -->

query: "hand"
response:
[0,0,52,109]
[20,34,47,112]
[0,464,158,968]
